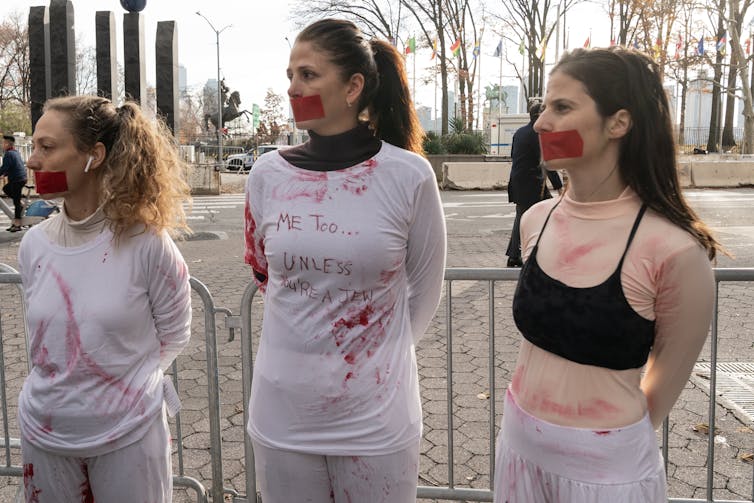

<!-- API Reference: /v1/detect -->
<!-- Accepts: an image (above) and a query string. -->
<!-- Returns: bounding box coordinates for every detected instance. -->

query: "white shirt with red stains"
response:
[17,223,191,456]
[244,142,446,456]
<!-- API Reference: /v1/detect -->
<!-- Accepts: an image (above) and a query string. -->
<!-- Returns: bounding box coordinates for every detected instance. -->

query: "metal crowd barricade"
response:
[0,270,228,503]
[237,267,754,503]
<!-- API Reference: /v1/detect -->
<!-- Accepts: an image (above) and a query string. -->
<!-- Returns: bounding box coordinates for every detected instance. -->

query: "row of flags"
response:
[403,31,749,61]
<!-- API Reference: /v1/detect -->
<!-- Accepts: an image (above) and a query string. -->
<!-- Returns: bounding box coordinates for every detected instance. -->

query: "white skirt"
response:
[493,389,667,503]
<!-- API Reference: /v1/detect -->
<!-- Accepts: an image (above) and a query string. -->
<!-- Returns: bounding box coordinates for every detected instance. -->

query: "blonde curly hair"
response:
[43,95,191,240]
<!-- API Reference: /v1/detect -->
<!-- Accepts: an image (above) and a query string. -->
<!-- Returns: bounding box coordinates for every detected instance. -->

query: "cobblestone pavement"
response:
[0,200,752,502]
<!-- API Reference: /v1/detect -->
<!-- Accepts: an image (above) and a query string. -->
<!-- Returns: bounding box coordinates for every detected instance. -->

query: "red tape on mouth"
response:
[34,171,68,195]
[539,130,584,161]
[290,95,325,122]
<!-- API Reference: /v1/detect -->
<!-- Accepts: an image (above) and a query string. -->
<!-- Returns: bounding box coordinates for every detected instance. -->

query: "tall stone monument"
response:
[155,21,179,134]
[48,0,76,97]
[95,11,118,101]
[123,11,146,105]
[28,6,50,130]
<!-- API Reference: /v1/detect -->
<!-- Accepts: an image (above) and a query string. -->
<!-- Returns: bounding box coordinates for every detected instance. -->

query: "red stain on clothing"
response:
[48,268,142,413]
[80,461,94,503]
[272,170,329,202]
[30,319,57,378]
[561,242,601,265]
[332,305,374,347]
[244,201,268,290]
[23,464,42,502]
[593,430,612,436]
[340,161,378,196]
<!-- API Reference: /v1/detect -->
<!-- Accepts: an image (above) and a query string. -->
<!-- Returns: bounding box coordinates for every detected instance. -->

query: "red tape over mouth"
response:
[539,130,584,161]
[34,171,68,195]
[290,95,325,122]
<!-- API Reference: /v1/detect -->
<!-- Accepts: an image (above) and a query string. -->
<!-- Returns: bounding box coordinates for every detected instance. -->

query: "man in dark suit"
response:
[505,101,563,267]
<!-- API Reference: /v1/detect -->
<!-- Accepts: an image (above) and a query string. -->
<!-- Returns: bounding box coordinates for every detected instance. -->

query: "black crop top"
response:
[512,201,656,370]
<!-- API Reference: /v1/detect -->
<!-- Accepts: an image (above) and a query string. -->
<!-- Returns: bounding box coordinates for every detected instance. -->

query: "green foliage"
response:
[0,103,32,136]
[442,131,488,154]
[423,131,446,154]
[440,117,487,154]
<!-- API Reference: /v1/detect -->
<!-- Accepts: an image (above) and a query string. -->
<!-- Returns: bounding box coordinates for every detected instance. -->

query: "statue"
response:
[204,79,253,133]
[120,0,147,12]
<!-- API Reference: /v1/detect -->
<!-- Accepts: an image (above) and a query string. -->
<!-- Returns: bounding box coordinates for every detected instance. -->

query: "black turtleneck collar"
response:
[279,122,382,172]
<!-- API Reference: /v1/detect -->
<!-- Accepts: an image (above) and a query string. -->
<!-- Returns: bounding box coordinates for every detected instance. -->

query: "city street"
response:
[0,182,752,502]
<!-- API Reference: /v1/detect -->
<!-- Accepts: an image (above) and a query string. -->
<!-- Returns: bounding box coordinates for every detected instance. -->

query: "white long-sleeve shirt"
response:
[17,219,191,456]
[244,142,446,455]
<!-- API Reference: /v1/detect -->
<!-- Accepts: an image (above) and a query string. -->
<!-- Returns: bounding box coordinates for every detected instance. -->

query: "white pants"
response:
[252,440,420,503]
[494,389,667,503]
[22,411,172,503]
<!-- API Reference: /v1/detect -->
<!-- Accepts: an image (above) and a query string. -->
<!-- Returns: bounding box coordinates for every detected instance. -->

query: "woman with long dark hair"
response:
[494,47,720,502]
[243,18,446,503]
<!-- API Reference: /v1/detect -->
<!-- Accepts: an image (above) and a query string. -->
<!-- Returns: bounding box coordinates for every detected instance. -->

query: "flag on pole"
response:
[716,31,727,53]
[405,37,415,55]
[675,34,683,60]
[473,40,480,59]
[538,36,547,61]
[518,40,525,55]
[697,35,704,56]
[746,37,751,56]
[654,36,662,58]
[430,37,438,60]
[450,38,461,56]
[493,39,503,57]
[583,36,591,48]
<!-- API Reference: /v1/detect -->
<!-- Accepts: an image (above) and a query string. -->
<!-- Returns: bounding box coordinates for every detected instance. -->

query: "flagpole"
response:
[413,48,416,104]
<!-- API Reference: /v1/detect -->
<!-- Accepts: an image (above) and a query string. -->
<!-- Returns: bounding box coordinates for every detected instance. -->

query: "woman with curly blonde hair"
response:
[17,95,192,502]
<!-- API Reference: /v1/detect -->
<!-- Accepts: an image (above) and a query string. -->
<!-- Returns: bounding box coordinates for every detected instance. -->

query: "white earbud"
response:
[84,155,94,173]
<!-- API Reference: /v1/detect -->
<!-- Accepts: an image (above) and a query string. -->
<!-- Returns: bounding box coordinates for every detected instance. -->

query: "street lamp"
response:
[196,11,231,169]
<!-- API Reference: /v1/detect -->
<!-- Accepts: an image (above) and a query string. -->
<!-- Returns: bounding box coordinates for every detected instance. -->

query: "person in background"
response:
[494,47,721,502]
[244,18,446,503]
[505,101,562,267]
[18,95,192,503]
[2,134,28,232]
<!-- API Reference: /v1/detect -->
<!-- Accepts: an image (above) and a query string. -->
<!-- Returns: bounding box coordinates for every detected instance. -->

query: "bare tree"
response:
[76,42,98,96]
[0,12,30,109]
[257,88,286,144]
[727,0,754,153]
[402,0,451,134]
[493,0,581,100]
[442,0,482,129]
[289,0,405,40]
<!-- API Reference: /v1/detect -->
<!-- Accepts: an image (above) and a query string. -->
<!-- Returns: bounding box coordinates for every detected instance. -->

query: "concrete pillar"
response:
[156,21,180,134]
[28,6,50,131]
[95,11,118,101]
[123,12,146,106]
[49,0,76,97]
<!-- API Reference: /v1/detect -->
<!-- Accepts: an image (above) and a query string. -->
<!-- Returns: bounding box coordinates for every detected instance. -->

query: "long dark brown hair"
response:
[552,47,722,260]
[295,19,424,154]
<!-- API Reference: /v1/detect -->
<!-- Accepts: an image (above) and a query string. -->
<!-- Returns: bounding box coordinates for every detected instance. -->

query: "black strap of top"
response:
[533,197,564,248]
[617,203,648,268]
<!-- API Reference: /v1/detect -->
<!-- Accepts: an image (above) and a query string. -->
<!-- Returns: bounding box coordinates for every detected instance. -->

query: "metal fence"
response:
[0,270,228,503]
[238,267,754,503]
[1,267,753,502]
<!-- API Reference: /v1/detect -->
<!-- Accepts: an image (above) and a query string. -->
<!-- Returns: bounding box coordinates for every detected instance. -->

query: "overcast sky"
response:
[0,0,632,118]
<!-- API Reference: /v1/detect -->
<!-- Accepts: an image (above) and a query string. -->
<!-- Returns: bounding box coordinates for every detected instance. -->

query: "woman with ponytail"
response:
[493,47,721,502]
[18,95,192,502]
[243,18,446,503]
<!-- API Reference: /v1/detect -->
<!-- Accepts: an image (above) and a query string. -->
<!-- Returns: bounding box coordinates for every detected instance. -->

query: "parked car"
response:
[225,144,288,172]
